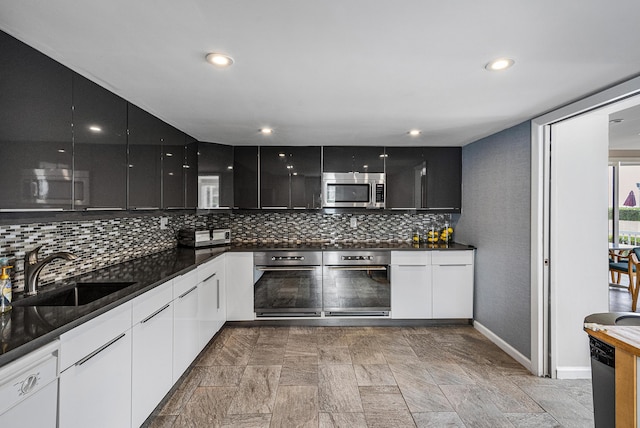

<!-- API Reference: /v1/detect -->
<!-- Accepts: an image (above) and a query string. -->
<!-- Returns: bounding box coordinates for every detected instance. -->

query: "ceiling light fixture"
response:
[485,58,515,71]
[408,130,421,136]
[205,52,234,68]
[260,128,273,135]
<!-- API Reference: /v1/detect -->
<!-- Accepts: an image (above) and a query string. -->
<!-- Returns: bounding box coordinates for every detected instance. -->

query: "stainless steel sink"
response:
[14,282,136,307]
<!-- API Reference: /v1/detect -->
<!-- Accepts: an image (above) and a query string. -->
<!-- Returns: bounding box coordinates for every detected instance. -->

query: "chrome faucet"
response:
[24,246,78,296]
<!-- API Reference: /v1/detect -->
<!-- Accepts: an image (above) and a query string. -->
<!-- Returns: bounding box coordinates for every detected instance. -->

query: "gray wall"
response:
[456,121,532,358]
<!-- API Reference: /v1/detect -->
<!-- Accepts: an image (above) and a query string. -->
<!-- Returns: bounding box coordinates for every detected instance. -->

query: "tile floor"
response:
[145,325,594,428]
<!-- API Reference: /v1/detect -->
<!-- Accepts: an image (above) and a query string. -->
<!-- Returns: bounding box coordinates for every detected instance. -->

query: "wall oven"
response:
[322,172,385,209]
[254,251,323,317]
[322,250,390,316]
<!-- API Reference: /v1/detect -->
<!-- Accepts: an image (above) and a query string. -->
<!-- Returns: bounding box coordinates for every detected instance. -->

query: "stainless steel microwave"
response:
[21,169,90,206]
[322,172,385,209]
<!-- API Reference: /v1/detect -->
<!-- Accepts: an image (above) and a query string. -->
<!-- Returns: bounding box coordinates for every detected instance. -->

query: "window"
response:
[198,175,220,209]
[610,162,640,245]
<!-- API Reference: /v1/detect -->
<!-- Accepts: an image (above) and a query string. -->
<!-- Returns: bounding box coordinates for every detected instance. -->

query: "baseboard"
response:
[473,321,532,372]
[555,366,592,380]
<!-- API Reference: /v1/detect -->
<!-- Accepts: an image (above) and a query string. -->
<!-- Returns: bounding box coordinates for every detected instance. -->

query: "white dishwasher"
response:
[0,340,59,428]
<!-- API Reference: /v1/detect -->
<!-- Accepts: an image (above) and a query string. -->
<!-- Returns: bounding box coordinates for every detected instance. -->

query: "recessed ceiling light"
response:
[485,58,515,71]
[408,130,421,136]
[260,128,273,135]
[88,125,102,132]
[205,52,234,68]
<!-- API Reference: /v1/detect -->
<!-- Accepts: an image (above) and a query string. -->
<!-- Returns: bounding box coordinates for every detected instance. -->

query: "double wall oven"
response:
[253,250,390,318]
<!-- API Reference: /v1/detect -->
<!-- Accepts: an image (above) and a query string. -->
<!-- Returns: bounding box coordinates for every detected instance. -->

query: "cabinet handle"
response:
[76,333,126,367]
[216,279,220,310]
[178,285,198,299]
[203,273,217,283]
[438,264,468,267]
[140,303,171,324]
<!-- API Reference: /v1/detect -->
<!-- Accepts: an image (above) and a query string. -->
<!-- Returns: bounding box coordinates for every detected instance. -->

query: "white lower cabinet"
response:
[225,252,254,321]
[391,250,474,319]
[432,250,475,319]
[59,305,133,428]
[131,280,174,427]
[173,269,200,383]
[198,256,225,348]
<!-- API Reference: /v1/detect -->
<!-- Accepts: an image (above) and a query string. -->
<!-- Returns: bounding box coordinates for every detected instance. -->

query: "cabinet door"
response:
[225,252,254,321]
[233,146,258,208]
[162,125,187,209]
[131,301,174,427]
[127,104,162,209]
[173,275,200,382]
[72,73,127,210]
[260,146,321,208]
[423,147,461,210]
[59,331,132,428]
[432,264,474,318]
[184,137,198,208]
[0,31,73,210]
[391,264,433,318]
[385,147,461,210]
[323,146,385,173]
[198,269,220,347]
[198,142,234,208]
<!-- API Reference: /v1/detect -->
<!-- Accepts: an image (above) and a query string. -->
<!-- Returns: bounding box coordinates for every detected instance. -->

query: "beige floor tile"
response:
[319,412,368,428]
[505,412,562,428]
[412,412,466,427]
[319,346,353,364]
[440,384,515,428]
[364,410,417,428]
[248,344,285,365]
[227,365,281,414]
[359,385,408,413]
[349,345,387,364]
[172,386,236,427]
[279,364,319,386]
[200,365,246,387]
[270,385,319,428]
[220,413,272,428]
[425,361,476,385]
[319,364,363,412]
[144,415,176,428]
[353,364,396,386]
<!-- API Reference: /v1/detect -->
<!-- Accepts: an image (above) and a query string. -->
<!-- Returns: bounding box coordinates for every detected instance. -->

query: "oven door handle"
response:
[326,266,388,271]
[256,266,319,271]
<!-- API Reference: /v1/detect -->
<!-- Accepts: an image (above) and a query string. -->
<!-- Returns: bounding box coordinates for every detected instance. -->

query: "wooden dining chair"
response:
[628,249,640,311]
[609,248,635,291]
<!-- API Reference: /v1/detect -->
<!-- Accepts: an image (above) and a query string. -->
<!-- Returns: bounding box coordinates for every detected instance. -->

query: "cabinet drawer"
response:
[431,250,473,265]
[173,269,198,297]
[59,301,132,371]
[198,256,223,284]
[132,279,173,325]
[391,251,431,265]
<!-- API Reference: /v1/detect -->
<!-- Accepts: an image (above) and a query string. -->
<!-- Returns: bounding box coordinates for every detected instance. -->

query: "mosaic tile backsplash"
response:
[0,211,452,291]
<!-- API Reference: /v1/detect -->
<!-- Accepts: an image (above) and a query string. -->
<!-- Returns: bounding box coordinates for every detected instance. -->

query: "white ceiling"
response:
[1,1,640,147]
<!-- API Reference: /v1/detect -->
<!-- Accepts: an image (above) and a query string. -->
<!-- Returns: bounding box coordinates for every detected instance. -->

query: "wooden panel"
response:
[616,349,636,428]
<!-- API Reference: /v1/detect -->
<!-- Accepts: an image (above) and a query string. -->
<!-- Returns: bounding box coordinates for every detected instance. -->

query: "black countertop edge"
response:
[226,242,474,251]
[0,246,225,367]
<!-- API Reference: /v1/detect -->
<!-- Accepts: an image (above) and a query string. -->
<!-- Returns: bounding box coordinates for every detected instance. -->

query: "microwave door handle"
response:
[31,180,38,197]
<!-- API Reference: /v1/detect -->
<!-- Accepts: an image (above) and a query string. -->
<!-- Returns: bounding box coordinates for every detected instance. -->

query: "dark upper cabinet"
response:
[385,147,461,210]
[72,73,127,209]
[127,104,162,209]
[260,146,321,209]
[0,31,73,210]
[233,146,258,209]
[322,146,385,173]
[184,136,198,209]
[161,125,187,209]
[198,142,233,208]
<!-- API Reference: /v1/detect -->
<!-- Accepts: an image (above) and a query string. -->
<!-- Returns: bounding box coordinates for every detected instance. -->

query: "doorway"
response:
[531,78,640,378]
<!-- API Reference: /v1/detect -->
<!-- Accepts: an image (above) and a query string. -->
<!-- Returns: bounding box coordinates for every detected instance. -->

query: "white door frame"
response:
[531,76,640,377]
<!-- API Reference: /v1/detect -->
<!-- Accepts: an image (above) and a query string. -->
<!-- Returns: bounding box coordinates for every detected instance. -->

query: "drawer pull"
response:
[76,333,126,366]
[140,304,171,324]
[216,279,220,310]
[178,285,198,299]
[203,273,217,283]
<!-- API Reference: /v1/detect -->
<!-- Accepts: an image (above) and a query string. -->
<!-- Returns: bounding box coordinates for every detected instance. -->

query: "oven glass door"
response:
[322,265,390,316]
[254,266,323,317]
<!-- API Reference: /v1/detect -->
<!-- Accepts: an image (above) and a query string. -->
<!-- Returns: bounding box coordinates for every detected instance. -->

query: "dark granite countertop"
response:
[0,246,225,367]
[228,241,474,251]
